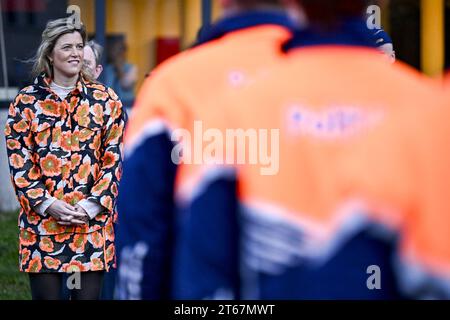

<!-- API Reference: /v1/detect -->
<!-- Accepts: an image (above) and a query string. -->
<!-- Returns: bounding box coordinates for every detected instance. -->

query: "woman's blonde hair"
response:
[31,17,93,81]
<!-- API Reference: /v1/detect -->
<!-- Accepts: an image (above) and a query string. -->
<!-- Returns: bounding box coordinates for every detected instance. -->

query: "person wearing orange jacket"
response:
[172,0,446,299]
[115,0,297,300]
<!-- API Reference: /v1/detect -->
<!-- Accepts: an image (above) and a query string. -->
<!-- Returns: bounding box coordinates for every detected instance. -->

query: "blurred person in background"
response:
[172,0,446,299]
[104,35,137,113]
[364,0,395,62]
[84,40,104,80]
[83,39,120,300]
[115,0,298,300]
[4,17,125,300]
[372,28,395,63]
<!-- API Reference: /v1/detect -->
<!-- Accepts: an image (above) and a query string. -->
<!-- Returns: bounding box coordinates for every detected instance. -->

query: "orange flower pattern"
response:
[27,214,41,226]
[39,236,54,253]
[63,260,87,273]
[69,233,88,253]
[54,232,72,243]
[20,248,31,266]
[90,257,105,271]
[25,257,43,273]
[6,75,124,273]
[44,257,61,270]
[19,222,116,272]
[20,228,37,246]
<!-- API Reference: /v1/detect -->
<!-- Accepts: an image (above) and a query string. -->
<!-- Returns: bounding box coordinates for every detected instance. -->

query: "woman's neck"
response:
[52,73,78,88]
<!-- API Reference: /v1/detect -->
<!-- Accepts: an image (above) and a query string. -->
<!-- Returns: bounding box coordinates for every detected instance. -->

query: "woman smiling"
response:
[4,17,125,300]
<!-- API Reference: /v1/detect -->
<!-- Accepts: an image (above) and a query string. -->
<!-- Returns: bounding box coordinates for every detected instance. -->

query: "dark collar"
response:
[283,18,377,52]
[35,73,90,100]
[194,10,295,47]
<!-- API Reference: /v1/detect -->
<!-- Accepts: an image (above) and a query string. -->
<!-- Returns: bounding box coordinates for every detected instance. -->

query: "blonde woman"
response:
[4,17,125,300]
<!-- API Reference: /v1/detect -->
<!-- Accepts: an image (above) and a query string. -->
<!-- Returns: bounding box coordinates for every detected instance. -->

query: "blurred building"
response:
[0,0,448,88]
[68,0,446,81]
[69,0,223,89]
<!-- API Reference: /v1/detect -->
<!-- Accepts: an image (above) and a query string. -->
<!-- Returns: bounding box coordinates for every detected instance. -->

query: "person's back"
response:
[115,0,296,300]
[172,1,446,299]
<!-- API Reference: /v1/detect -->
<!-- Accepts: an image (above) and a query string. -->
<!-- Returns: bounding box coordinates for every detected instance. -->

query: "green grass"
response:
[0,211,31,300]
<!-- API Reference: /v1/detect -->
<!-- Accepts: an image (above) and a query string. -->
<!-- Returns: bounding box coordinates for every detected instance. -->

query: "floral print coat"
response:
[5,74,125,237]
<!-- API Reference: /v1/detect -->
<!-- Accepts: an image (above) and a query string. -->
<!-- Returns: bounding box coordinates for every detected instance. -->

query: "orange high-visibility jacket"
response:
[175,25,447,299]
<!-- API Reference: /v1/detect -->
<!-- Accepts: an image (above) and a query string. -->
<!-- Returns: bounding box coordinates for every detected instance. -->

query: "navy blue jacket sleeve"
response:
[172,174,240,299]
[115,132,176,300]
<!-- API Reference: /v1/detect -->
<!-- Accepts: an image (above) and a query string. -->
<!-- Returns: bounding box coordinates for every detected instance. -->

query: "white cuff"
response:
[78,199,104,220]
[34,197,57,217]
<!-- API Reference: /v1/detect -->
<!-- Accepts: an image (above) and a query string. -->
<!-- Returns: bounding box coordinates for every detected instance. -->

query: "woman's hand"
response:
[46,200,87,226]
[73,204,90,224]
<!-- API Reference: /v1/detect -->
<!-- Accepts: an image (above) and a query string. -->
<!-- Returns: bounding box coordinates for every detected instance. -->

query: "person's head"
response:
[284,0,367,30]
[32,17,89,81]
[84,40,104,80]
[219,0,283,15]
[106,35,127,65]
[372,28,396,63]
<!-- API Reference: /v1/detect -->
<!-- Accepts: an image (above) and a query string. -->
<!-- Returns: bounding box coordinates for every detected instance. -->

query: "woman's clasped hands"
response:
[46,200,90,226]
